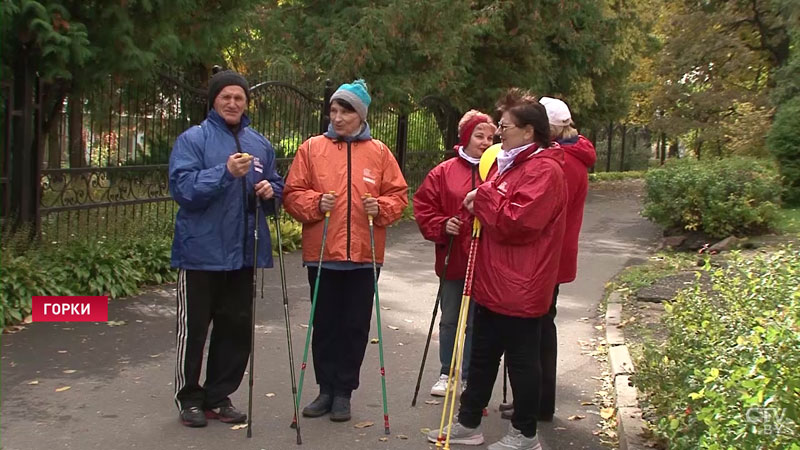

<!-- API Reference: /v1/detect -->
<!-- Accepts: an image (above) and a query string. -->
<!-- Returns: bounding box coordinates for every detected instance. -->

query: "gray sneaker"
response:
[426,422,485,445]
[487,424,542,450]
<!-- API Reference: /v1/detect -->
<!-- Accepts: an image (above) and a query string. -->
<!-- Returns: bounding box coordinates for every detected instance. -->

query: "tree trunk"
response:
[46,109,63,169]
[67,92,85,169]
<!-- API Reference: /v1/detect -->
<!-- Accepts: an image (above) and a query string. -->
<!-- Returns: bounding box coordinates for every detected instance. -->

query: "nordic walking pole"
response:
[437,219,481,449]
[247,197,261,438]
[292,191,334,431]
[365,193,391,435]
[272,200,303,445]
[411,235,455,407]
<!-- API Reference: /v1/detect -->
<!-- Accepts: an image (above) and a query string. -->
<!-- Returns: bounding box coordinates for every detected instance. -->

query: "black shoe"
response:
[302,393,333,417]
[180,406,208,427]
[205,405,247,423]
[329,396,351,422]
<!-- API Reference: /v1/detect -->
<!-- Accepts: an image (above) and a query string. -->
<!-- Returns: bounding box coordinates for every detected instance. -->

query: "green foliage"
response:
[240,0,652,124]
[642,158,782,237]
[589,170,645,182]
[767,96,800,206]
[774,207,800,235]
[269,211,303,254]
[636,249,800,449]
[0,229,176,330]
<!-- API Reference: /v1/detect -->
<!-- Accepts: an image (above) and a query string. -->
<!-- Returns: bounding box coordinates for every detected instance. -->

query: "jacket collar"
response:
[324,122,373,142]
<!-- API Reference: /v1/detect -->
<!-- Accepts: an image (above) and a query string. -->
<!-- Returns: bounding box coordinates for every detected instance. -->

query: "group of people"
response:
[416,91,596,450]
[168,70,596,450]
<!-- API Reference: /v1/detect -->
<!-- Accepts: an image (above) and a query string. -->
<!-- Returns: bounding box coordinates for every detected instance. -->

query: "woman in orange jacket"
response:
[283,79,408,422]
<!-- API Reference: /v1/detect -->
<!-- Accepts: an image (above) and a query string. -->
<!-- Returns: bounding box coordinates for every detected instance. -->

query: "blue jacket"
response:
[169,110,284,270]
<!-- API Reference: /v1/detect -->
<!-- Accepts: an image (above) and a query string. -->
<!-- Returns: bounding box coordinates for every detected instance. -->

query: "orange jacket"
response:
[284,134,408,264]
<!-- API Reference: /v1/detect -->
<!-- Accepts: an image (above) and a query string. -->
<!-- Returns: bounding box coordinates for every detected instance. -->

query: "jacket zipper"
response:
[471,164,476,189]
[346,141,352,261]
[232,128,248,268]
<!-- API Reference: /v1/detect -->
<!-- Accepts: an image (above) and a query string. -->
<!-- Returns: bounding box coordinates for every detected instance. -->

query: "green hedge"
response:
[636,249,800,449]
[589,170,646,182]
[767,96,800,206]
[642,158,782,238]
[0,212,304,330]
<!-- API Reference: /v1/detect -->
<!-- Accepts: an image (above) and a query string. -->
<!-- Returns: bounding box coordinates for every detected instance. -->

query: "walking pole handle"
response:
[364,192,374,225]
[323,191,335,218]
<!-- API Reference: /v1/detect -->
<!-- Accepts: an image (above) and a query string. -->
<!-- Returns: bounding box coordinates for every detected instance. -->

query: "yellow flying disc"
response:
[479,143,502,181]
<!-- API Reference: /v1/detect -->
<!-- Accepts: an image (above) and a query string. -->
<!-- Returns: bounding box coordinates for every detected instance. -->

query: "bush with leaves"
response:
[635,249,800,449]
[767,96,800,206]
[642,158,782,238]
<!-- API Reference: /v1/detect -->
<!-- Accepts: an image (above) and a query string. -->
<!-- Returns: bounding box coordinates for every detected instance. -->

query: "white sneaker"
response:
[426,422,485,445]
[430,374,449,396]
[487,424,542,450]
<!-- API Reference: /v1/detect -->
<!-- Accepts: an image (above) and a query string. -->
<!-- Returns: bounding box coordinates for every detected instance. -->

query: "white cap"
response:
[539,97,572,126]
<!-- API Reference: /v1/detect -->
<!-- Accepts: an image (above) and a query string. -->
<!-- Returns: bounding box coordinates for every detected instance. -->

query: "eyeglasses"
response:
[497,122,517,132]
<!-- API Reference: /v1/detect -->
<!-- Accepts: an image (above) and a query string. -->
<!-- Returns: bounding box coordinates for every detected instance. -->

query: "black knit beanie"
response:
[207,70,250,111]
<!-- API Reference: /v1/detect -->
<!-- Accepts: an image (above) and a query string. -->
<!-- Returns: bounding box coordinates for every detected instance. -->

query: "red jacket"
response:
[558,135,597,283]
[472,144,567,318]
[413,156,480,280]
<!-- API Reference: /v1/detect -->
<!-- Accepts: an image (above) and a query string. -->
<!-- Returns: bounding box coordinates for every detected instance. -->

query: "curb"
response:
[605,291,649,450]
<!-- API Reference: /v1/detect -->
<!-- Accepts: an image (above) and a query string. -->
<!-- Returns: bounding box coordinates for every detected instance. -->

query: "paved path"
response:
[0,183,660,450]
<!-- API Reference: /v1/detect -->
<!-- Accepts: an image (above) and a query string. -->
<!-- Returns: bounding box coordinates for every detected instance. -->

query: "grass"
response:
[774,206,800,234]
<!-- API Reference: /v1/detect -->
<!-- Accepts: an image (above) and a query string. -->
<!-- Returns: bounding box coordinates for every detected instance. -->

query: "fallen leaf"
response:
[605,429,618,438]
[397,434,408,440]
[354,421,374,429]
[370,338,379,344]
[397,342,404,346]
[554,426,567,431]
[424,400,440,405]
[379,437,389,442]
[230,423,248,430]
[581,401,594,406]
[149,354,161,358]
[63,370,77,374]
[594,325,604,330]
[265,393,276,398]
[381,306,390,310]
[600,407,615,419]
[387,325,399,330]
[420,427,431,434]
[23,315,33,324]
[55,386,71,392]
[107,320,126,327]
[58,350,68,354]
[403,319,413,323]
[567,415,585,421]
[28,380,39,385]
[299,324,309,328]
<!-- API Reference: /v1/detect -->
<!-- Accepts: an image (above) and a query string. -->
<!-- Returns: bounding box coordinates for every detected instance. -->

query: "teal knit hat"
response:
[330,79,371,121]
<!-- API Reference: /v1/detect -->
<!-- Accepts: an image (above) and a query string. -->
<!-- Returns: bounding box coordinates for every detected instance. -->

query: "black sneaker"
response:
[205,405,247,423]
[329,396,351,422]
[302,393,333,417]
[180,406,208,427]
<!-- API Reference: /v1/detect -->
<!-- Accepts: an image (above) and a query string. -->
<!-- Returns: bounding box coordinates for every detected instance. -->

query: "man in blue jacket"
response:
[169,70,284,428]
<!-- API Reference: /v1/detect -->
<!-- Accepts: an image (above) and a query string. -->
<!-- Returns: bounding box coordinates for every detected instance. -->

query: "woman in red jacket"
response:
[428,89,566,450]
[413,110,497,397]
[537,96,596,421]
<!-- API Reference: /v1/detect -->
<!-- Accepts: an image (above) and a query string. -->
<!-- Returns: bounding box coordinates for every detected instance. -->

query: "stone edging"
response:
[606,291,649,450]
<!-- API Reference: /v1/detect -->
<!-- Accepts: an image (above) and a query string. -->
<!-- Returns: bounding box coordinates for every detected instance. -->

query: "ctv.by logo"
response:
[745,407,796,435]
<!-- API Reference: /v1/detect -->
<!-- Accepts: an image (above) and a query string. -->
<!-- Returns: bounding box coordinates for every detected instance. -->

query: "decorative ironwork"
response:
[40,165,170,213]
